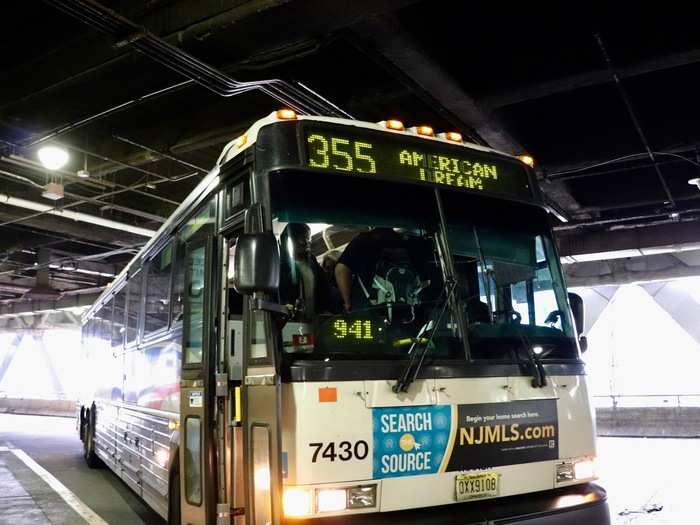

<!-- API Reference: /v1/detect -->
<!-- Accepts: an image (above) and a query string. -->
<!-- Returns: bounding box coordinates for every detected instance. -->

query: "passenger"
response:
[279,223,336,320]
[321,250,343,312]
[321,250,341,287]
[335,227,431,315]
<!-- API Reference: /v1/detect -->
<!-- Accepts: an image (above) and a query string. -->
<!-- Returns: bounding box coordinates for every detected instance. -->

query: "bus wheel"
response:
[168,469,181,525]
[83,410,102,469]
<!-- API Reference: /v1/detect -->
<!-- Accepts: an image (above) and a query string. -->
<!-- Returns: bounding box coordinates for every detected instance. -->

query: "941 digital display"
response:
[303,126,532,200]
[315,315,386,351]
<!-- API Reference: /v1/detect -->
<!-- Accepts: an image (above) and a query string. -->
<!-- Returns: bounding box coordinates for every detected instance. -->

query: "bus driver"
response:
[334,228,432,320]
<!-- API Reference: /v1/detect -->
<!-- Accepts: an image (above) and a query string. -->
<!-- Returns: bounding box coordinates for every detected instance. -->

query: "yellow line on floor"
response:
[8,448,109,525]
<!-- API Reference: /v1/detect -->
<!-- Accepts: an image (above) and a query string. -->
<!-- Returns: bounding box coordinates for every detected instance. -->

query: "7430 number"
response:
[309,441,369,462]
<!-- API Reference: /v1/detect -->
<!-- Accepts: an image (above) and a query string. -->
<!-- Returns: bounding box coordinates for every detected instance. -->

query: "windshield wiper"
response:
[393,281,456,393]
[517,330,547,388]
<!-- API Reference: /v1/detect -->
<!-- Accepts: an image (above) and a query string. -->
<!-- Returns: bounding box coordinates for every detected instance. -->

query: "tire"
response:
[83,409,103,469]
[168,470,181,525]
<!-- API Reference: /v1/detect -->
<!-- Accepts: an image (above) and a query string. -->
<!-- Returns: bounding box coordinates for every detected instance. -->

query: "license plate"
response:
[455,472,499,501]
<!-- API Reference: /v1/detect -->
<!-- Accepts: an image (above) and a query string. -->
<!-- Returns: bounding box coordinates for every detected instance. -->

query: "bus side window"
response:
[94,301,112,344]
[173,201,216,323]
[172,244,185,323]
[144,242,173,336]
[126,271,143,345]
[112,287,126,350]
[183,243,206,365]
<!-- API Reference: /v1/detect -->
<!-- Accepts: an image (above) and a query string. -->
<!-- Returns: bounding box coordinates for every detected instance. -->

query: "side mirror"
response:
[232,233,280,295]
[578,335,588,353]
[568,292,588,353]
[568,292,585,335]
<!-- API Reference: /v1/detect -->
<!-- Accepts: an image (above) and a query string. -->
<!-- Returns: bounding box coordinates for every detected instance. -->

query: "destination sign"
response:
[303,126,532,200]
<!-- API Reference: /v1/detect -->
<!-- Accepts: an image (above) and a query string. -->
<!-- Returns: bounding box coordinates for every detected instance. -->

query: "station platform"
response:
[0,414,162,525]
[0,446,94,525]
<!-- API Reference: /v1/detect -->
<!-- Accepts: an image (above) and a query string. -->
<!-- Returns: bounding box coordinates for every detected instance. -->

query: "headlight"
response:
[284,484,377,517]
[347,485,377,509]
[317,489,347,512]
[556,462,575,482]
[556,457,597,483]
[283,488,313,517]
[574,457,597,480]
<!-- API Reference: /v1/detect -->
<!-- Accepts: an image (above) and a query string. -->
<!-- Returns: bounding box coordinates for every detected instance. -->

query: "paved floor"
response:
[0,413,163,525]
[597,436,699,524]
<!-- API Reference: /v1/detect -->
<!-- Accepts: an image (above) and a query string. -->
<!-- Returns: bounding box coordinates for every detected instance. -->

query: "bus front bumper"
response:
[283,483,610,525]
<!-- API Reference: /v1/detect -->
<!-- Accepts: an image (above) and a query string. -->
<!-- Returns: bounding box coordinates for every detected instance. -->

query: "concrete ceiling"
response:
[3,0,700,307]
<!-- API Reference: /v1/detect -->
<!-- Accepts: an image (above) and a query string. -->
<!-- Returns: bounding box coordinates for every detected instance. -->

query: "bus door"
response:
[243,306,283,525]
[238,211,284,525]
[221,226,245,523]
[179,234,213,524]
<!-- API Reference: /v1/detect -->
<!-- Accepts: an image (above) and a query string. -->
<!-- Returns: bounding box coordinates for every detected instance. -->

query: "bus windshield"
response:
[269,170,577,361]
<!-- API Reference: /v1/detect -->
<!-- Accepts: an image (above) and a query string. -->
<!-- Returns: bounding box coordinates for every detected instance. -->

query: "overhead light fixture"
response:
[41,182,64,201]
[77,154,90,178]
[37,146,69,170]
[688,177,700,189]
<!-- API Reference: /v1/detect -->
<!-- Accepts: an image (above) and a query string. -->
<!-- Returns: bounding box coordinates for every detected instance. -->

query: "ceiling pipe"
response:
[595,33,675,207]
[0,169,167,223]
[113,135,208,174]
[0,283,30,295]
[0,193,156,237]
[555,208,700,232]
[46,0,351,118]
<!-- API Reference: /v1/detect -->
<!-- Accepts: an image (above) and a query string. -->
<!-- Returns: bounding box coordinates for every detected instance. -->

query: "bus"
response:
[78,109,610,525]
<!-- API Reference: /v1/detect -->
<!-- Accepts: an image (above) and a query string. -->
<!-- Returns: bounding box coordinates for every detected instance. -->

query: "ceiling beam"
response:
[483,48,700,109]
[557,220,700,260]
[6,0,417,145]
[564,256,700,287]
[352,14,522,154]
[0,207,146,247]
[0,290,100,317]
[351,14,584,221]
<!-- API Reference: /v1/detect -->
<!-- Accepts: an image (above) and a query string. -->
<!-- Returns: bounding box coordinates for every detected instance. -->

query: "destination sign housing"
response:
[303,125,533,201]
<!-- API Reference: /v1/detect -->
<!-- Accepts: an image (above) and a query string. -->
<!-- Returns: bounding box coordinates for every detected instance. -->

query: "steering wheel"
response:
[494,309,522,324]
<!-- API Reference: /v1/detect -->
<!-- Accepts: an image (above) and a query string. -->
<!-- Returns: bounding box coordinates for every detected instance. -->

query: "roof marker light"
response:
[235,134,248,148]
[517,154,535,168]
[383,119,405,131]
[444,131,463,142]
[416,125,434,137]
[276,109,297,120]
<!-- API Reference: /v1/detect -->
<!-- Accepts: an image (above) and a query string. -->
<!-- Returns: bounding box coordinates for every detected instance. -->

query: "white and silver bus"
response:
[79,110,610,524]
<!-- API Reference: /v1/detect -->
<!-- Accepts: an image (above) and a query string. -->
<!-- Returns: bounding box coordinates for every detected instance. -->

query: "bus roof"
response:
[216,112,517,168]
